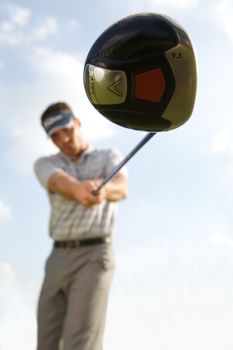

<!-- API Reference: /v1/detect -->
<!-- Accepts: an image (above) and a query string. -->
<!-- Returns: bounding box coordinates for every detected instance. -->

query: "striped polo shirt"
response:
[34,146,127,241]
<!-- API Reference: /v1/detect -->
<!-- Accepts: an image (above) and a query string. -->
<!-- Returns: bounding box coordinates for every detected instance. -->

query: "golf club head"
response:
[83,13,197,132]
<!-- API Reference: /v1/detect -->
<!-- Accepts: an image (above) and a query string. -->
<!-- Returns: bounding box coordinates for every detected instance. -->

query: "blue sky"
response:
[1,0,233,349]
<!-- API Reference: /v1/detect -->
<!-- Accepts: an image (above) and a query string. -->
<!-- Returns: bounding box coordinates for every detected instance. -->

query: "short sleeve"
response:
[105,148,128,177]
[34,157,62,189]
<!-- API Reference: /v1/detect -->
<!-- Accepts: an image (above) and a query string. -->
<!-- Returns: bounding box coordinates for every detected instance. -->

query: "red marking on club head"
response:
[134,68,166,102]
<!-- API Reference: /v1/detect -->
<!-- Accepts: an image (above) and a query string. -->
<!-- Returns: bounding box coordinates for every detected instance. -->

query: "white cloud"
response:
[0,262,37,350]
[105,293,233,350]
[67,19,79,30]
[0,200,12,220]
[102,226,233,349]
[7,4,31,28]
[210,122,233,154]
[211,232,233,247]
[211,1,233,43]
[148,0,199,9]
[0,4,58,46]
[206,122,233,190]
[0,23,25,46]
[31,17,58,40]
[30,46,80,78]
[0,4,31,46]
[103,0,199,14]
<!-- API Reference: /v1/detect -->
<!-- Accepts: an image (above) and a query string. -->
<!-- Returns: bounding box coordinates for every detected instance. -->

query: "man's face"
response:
[50,119,85,156]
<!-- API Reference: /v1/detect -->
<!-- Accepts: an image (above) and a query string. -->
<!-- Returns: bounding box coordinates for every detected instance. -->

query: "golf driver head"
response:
[83,13,197,132]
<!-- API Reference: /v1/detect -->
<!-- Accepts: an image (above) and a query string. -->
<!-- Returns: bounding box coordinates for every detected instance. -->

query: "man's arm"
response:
[47,170,103,208]
[100,172,128,202]
[48,170,128,206]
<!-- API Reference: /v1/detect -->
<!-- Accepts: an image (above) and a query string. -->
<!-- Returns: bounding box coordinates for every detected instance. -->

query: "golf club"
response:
[83,13,197,193]
[94,132,156,194]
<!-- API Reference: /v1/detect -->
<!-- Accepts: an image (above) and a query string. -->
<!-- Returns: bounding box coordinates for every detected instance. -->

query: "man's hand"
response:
[48,171,107,208]
[75,180,105,208]
[91,174,128,202]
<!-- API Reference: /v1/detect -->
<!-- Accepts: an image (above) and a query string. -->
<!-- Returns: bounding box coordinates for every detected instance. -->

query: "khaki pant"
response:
[36,242,115,350]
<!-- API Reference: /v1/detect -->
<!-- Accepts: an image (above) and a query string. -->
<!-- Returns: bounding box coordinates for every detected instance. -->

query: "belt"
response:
[54,237,109,248]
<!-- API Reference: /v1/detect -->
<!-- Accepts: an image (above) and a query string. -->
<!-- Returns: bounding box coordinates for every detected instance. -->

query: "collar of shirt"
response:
[59,144,95,164]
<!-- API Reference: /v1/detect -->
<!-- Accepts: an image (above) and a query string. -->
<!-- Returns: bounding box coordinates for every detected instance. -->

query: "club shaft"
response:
[96,131,156,192]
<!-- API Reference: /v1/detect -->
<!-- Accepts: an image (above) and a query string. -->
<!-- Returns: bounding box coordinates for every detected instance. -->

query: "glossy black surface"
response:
[84,13,196,132]
[86,13,178,66]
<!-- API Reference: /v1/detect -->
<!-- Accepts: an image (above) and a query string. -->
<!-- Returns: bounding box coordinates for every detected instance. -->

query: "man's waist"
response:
[53,236,111,248]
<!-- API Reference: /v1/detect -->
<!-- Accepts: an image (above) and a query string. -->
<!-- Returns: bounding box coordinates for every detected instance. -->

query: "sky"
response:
[1,0,233,349]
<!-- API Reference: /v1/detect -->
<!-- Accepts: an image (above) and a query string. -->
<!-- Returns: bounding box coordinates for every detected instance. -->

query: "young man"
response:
[34,102,128,350]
